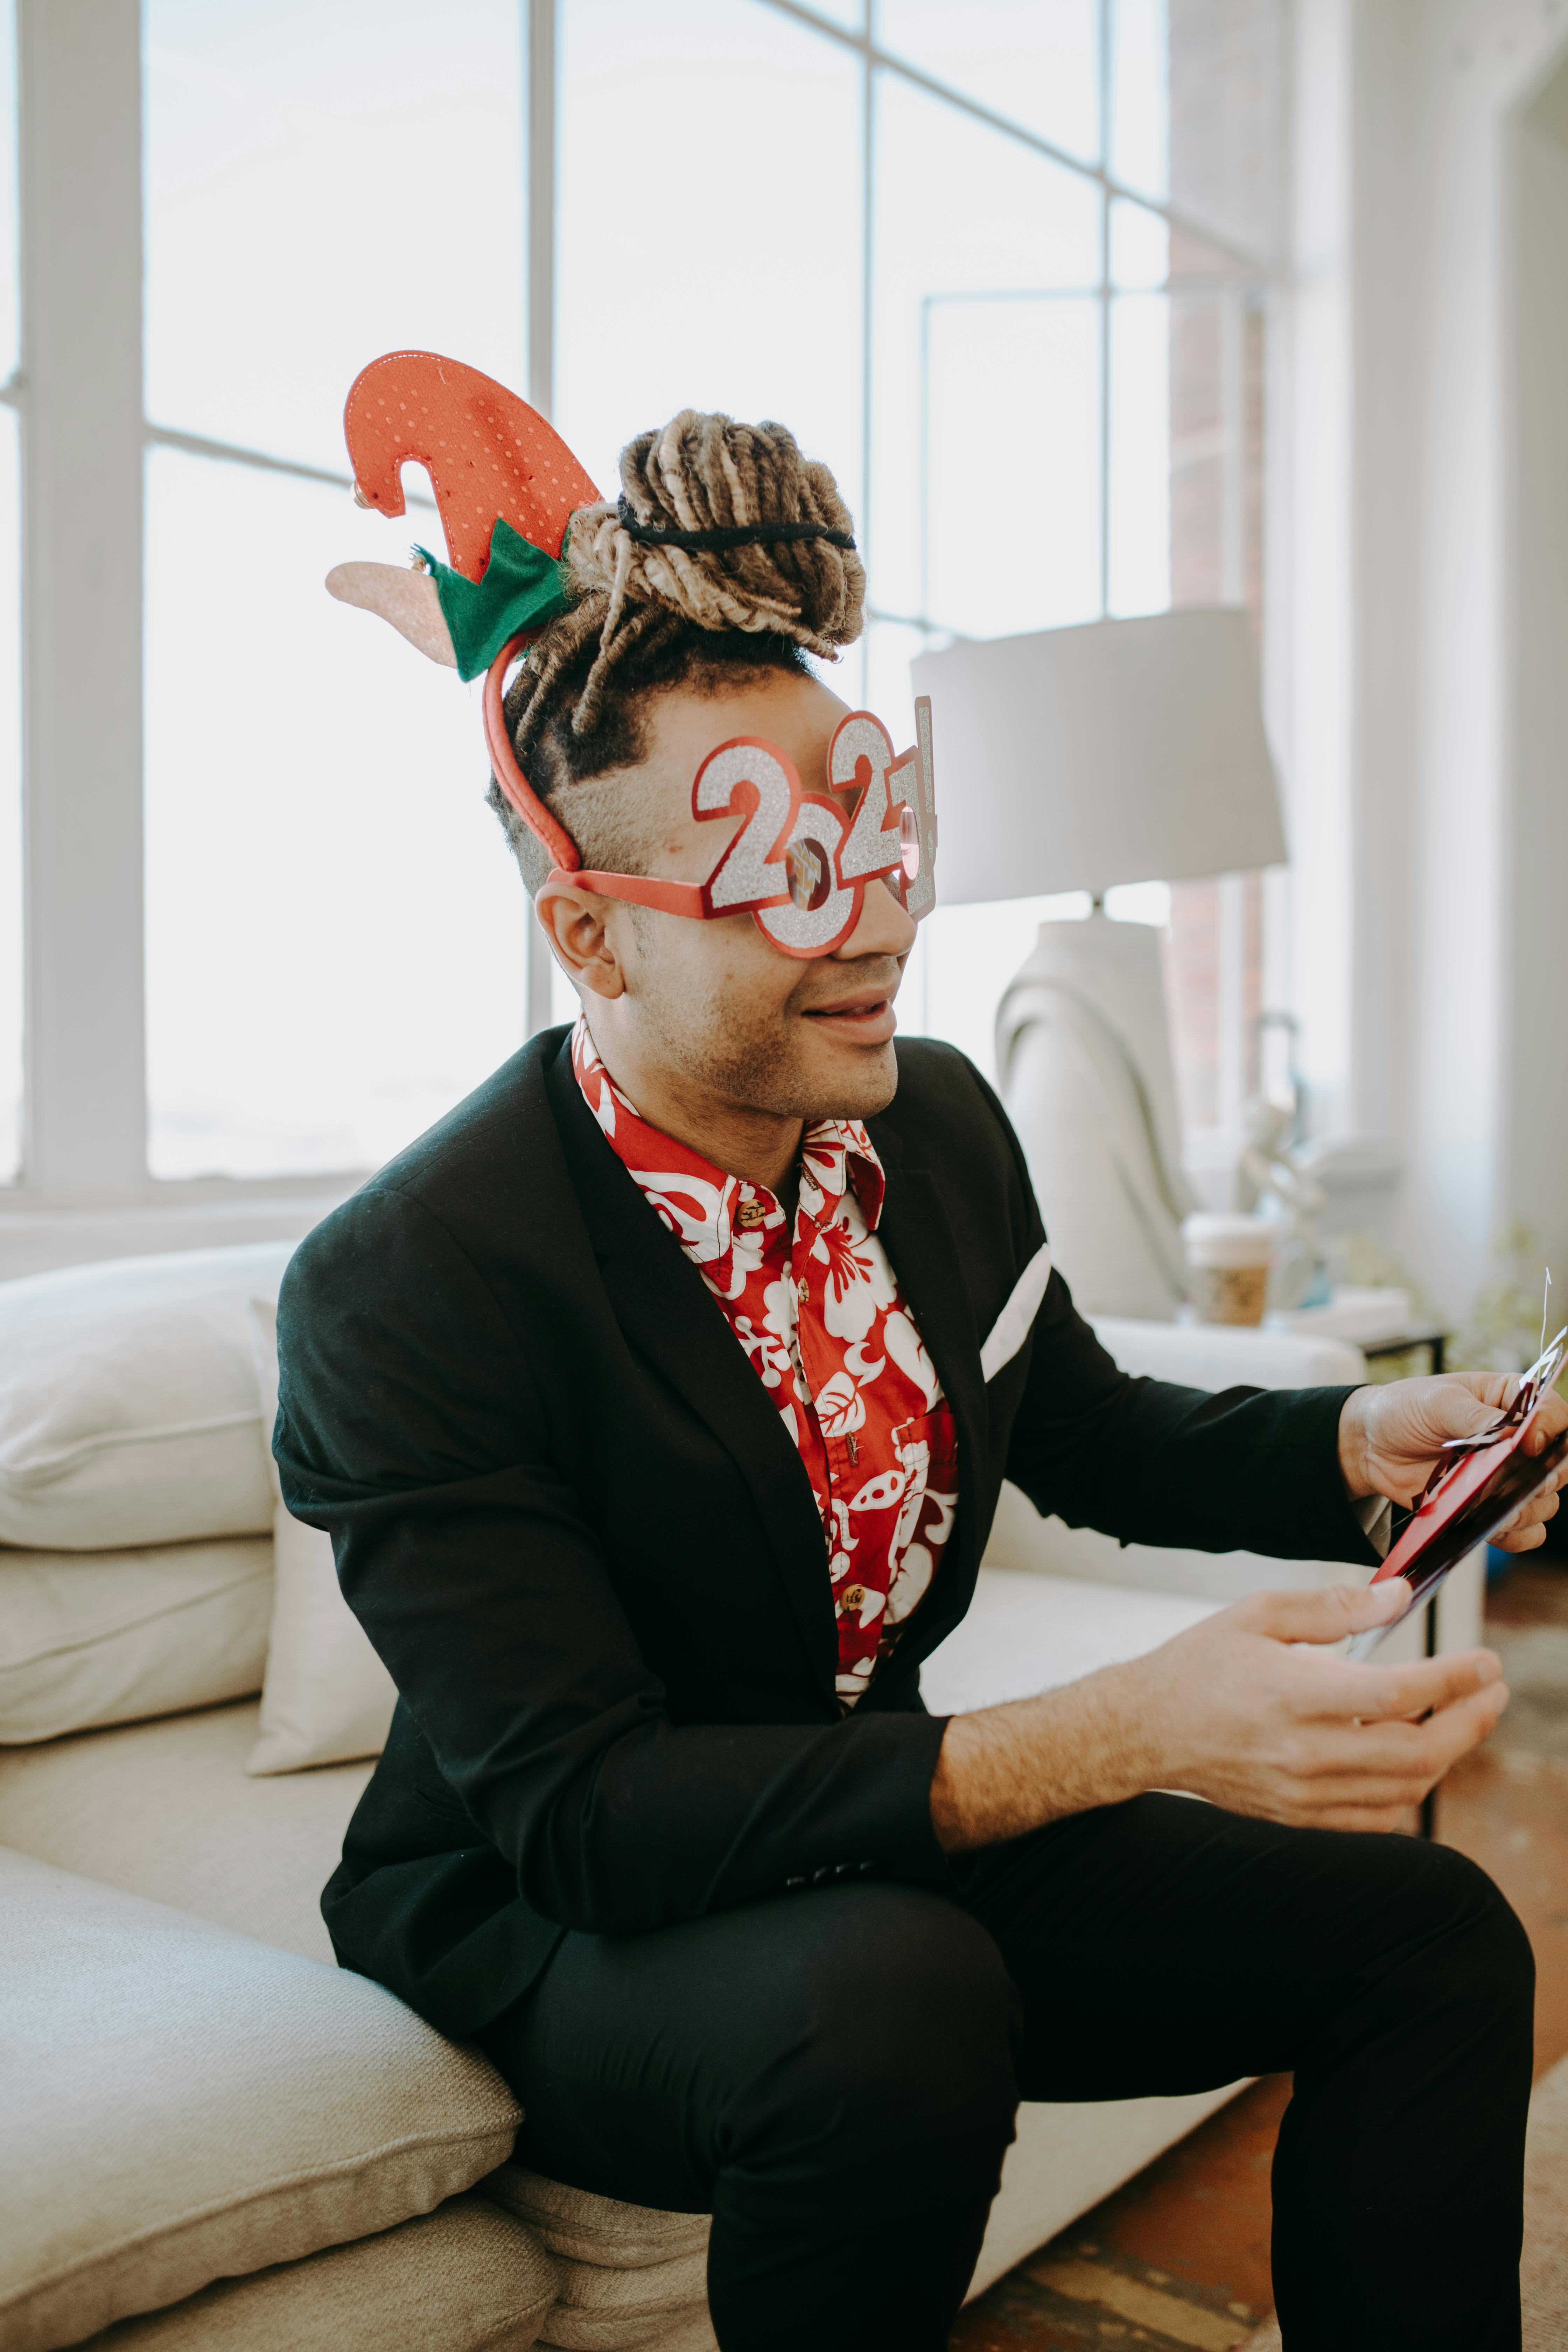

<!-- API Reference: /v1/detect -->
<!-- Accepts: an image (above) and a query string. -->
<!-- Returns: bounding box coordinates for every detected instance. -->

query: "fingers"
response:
[1316,1644,1503,1723]
[1493,1472,1561,1548]
[1233,1579,1410,1646]
[1224,1589,1505,1721]
[1502,1480,1560,1528]
[1452,1368,1517,1417]
[1310,1804,1422,1834]
[1279,1678,1508,1784]
[1493,1520,1548,1554]
[1528,1388,1568,1451]
[1206,1679,1510,1831]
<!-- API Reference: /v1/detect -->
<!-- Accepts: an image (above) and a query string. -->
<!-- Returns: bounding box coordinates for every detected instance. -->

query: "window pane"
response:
[869,69,1101,626]
[144,0,524,473]
[862,617,925,749]
[1108,292,1169,615]
[556,0,862,520]
[144,448,526,1178]
[1110,194,1169,288]
[925,294,1102,636]
[874,0,1100,164]
[0,0,16,379]
[798,0,866,28]
[0,409,19,1180]
[1109,0,1169,204]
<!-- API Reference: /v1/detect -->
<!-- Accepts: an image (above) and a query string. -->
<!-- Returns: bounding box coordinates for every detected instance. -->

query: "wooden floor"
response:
[951,1557,1568,2351]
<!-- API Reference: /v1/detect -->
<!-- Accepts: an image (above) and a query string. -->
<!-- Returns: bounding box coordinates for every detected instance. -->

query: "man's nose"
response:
[834,872,917,960]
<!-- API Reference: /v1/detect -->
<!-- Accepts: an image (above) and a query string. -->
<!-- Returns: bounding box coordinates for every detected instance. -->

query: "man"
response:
[282,411,1560,2352]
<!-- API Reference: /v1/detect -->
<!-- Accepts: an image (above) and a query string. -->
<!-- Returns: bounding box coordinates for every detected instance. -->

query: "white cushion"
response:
[981,1477,1372,1604]
[0,1243,295,1550]
[1090,1313,1367,1390]
[0,1699,370,1963]
[920,1566,1218,1717]
[72,2195,560,2351]
[247,1300,397,1775]
[0,1538,272,1744]
[0,1847,523,2352]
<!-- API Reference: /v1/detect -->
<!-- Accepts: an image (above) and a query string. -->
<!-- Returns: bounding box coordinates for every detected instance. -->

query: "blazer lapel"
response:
[868,1144,990,1648]
[547,1050,840,1697]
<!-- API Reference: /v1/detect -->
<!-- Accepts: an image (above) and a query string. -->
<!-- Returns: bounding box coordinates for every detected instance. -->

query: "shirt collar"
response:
[570,1015,886,1256]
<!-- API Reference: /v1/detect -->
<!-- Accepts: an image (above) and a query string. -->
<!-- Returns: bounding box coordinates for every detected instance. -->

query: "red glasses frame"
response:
[481,632,927,959]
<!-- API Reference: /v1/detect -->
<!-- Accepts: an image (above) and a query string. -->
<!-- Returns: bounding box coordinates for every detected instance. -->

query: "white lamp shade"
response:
[911,608,1288,905]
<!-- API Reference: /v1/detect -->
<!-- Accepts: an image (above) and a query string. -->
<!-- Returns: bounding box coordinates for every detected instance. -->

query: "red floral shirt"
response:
[573,1018,959,1707]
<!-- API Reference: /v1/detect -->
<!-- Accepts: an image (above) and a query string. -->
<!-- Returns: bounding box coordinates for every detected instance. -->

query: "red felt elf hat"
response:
[329,349,601,873]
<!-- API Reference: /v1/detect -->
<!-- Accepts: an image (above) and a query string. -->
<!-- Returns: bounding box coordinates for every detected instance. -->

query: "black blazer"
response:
[275,1029,1374,2040]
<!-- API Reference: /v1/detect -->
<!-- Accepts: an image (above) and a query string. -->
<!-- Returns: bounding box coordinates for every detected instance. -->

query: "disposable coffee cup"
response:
[1182,1213,1275,1327]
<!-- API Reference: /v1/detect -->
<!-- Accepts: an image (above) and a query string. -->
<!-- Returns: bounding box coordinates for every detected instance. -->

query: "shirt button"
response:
[785,1876,807,1890]
[811,1865,834,1886]
[797,1277,810,1301]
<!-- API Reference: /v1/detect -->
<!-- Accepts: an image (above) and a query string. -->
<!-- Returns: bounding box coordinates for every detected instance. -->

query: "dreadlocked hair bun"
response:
[489,411,865,895]
[505,410,864,765]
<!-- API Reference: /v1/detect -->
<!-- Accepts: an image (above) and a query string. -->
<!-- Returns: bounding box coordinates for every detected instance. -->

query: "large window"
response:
[555,1,1284,1076]
[3,0,1285,1214]
[142,0,529,1177]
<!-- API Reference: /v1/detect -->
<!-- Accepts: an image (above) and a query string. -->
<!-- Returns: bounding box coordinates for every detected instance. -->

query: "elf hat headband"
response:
[327,352,938,951]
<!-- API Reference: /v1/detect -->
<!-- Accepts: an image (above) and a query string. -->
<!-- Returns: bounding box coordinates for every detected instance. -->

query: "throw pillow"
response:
[0,1848,523,2352]
[246,1300,397,1774]
[0,1539,272,1744]
[0,1242,297,1550]
[69,2196,559,2351]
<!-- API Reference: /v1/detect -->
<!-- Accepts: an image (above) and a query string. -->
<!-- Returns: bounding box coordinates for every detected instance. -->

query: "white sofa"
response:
[0,1245,1483,2350]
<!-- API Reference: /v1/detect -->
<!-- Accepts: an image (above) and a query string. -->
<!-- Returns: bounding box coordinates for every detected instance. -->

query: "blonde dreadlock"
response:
[489,411,865,892]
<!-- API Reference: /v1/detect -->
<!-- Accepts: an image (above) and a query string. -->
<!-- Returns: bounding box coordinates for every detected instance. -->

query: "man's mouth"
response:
[800,993,898,1044]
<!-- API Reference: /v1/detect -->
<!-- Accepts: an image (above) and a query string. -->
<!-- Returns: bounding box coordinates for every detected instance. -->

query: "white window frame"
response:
[2,0,1280,1270]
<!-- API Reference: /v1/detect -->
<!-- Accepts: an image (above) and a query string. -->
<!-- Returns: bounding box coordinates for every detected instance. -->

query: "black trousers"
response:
[479,1795,1534,2351]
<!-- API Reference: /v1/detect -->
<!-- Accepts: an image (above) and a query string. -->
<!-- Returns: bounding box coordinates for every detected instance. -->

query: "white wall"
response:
[1284,0,1568,1324]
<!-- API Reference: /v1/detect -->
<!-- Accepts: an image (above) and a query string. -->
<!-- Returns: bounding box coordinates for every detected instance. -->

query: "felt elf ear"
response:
[325,561,457,667]
[335,350,601,681]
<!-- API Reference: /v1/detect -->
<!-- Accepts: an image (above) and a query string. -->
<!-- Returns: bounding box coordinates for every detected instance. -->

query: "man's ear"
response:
[534,878,627,1002]
[326,562,457,668]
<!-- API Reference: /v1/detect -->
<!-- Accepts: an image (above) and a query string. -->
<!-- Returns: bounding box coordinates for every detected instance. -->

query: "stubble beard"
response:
[659,974,901,1125]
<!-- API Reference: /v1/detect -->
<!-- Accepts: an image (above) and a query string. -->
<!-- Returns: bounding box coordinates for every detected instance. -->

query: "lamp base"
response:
[995,913,1195,1321]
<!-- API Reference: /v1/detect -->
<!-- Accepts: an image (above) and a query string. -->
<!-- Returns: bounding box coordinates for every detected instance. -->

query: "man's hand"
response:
[1338,1371,1567,1550]
[930,1577,1508,1853]
[1125,1580,1506,1829]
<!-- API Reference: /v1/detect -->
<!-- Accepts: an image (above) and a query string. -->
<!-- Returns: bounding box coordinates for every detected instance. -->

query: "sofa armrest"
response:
[1090,1315,1367,1392]
[986,1320,1367,1600]
[982,1480,1356,1599]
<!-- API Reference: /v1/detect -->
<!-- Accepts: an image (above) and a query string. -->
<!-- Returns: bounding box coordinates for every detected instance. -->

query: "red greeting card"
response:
[1348,1330,1567,1658]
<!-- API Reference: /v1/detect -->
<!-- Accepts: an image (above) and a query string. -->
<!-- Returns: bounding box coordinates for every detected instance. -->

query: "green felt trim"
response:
[418,516,573,681]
